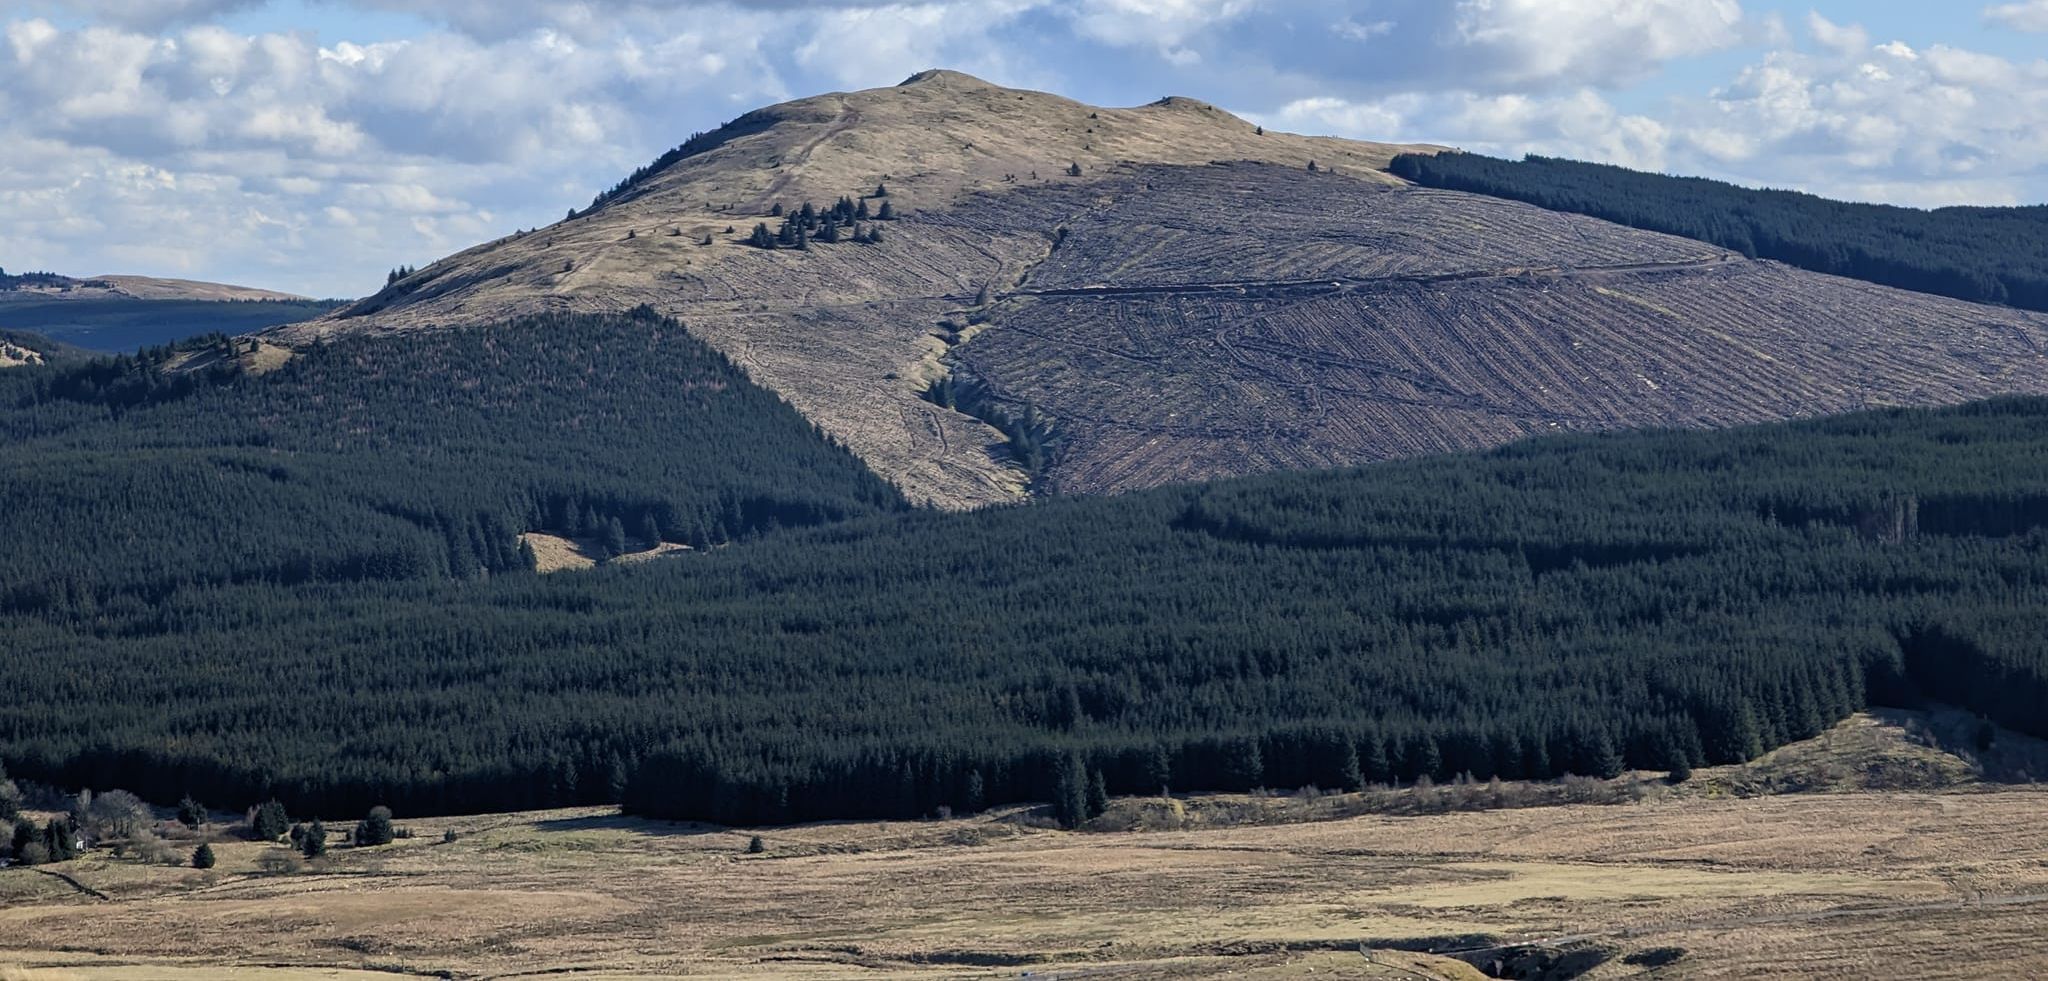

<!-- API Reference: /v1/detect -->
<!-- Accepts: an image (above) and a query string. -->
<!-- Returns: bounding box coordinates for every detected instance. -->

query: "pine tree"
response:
[877,202,896,221]
[602,516,628,558]
[177,795,206,829]
[856,199,871,220]
[357,805,395,847]
[251,800,289,841]
[749,223,775,249]
[1066,161,1083,177]
[1053,752,1088,828]
[193,842,216,869]
[302,819,326,858]
[637,514,661,550]
[746,835,765,854]
[873,183,888,198]
[1086,768,1109,819]
[963,769,985,813]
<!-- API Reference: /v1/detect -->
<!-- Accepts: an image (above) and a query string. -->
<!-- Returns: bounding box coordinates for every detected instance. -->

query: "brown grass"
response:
[3,713,2045,979]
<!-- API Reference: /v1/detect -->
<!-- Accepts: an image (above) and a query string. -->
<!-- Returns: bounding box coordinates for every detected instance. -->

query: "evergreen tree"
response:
[856,199,871,220]
[749,223,776,249]
[193,843,216,869]
[873,183,888,198]
[1066,161,1083,177]
[746,835,765,854]
[1053,752,1089,829]
[177,795,206,829]
[963,769,985,813]
[302,819,327,858]
[45,818,78,862]
[877,202,896,221]
[637,514,662,550]
[1086,769,1109,820]
[602,516,629,559]
[251,800,290,841]
[357,805,395,847]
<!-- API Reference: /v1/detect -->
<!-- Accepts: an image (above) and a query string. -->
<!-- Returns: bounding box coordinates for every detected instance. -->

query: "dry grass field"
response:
[4,711,2045,980]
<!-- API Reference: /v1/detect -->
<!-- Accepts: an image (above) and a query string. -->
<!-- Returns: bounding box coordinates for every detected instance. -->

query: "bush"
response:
[255,851,301,875]
[193,843,216,869]
[356,805,394,847]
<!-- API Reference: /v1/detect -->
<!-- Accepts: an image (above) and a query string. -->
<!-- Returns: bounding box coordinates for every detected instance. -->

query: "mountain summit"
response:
[280,71,2048,509]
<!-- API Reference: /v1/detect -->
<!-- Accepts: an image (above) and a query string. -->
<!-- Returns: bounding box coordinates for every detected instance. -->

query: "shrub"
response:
[255,851,301,875]
[356,805,394,847]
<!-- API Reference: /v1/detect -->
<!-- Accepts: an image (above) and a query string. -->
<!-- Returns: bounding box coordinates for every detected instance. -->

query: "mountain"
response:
[0,268,337,353]
[286,70,2048,507]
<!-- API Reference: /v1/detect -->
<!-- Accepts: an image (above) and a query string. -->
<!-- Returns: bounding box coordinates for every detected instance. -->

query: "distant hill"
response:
[0,267,337,353]
[280,70,2048,507]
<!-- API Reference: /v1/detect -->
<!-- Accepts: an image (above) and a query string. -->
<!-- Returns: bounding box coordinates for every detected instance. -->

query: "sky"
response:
[1,1,2044,298]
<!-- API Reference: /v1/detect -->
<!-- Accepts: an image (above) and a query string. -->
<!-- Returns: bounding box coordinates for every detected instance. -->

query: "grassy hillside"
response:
[2,392,2045,823]
[1390,151,2048,310]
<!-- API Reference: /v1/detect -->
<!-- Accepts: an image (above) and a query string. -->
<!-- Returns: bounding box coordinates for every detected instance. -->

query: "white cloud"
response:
[1805,12,1868,57]
[1271,88,1671,172]
[1448,0,1750,89]
[1985,0,2048,32]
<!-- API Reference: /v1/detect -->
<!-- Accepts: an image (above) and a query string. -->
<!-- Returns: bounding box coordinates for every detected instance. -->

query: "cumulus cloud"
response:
[1,0,2041,296]
[1985,1,2048,32]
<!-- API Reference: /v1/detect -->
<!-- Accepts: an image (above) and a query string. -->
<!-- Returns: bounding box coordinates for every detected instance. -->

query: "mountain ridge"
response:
[269,71,2048,509]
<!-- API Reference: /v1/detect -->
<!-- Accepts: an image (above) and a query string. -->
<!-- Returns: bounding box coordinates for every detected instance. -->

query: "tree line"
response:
[1389,152,2048,311]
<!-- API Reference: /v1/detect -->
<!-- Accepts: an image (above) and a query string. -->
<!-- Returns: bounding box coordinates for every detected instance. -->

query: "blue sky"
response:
[1,1,2043,297]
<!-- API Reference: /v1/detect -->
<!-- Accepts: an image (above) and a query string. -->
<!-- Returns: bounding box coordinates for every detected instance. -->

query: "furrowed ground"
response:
[3,711,2046,980]
[939,164,2048,494]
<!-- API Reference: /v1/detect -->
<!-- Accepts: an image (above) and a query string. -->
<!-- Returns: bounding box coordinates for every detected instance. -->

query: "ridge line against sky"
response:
[1,0,2044,297]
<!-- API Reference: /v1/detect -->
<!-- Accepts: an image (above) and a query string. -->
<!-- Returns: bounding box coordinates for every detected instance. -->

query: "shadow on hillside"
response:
[1871,705,2048,784]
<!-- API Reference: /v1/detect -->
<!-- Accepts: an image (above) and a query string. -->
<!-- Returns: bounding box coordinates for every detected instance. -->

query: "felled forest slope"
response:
[282,70,1431,508]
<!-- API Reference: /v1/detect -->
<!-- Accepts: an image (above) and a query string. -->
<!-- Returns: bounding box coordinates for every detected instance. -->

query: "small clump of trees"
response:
[746,194,896,251]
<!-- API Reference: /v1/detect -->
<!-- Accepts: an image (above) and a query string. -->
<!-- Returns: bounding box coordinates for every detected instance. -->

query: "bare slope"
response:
[291,71,2048,505]
[951,165,2048,494]
[286,70,1434,507]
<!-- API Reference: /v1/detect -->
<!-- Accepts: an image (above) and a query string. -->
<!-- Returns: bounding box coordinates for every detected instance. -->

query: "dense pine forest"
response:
[0,309,904,614]
[2,315,2047,824]
[1389,152,2048,311]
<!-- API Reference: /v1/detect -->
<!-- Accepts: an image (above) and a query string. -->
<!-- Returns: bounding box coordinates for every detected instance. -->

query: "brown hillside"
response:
[279,70,1435,507]
[282,71,2048,506]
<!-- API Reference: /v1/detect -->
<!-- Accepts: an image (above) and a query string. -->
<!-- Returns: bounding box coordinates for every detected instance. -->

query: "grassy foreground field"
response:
[2,712,2045,980]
